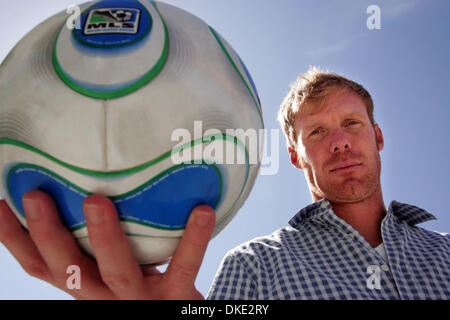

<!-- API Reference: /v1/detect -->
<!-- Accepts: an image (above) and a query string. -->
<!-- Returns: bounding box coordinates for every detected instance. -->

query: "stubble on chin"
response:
[325,174,379,204]
[308,153,381,204]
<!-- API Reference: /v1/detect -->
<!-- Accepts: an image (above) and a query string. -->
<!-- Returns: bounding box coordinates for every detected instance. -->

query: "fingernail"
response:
[195,211,212,228]
[85,204,104,225]
[23,198,41,221]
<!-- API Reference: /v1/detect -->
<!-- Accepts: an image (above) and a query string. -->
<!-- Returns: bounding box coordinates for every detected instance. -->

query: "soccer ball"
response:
[0,0,263,265]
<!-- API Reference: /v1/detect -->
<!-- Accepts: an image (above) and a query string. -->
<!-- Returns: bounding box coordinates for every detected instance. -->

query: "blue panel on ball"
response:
[7,164,221,231]
[73,0,153,49]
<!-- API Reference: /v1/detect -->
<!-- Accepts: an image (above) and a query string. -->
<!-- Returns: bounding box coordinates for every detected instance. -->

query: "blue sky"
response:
[0,0,449,299]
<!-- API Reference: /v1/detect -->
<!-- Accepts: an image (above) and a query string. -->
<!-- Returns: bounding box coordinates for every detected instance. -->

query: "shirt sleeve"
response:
[206,250,258,300]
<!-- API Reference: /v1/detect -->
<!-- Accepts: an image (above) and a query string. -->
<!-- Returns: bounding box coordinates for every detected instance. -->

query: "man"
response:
[0,68,448,299]
[207,67,450,299]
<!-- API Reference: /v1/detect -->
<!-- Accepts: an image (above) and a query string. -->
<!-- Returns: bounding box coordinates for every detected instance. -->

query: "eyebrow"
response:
[343,112,366,119]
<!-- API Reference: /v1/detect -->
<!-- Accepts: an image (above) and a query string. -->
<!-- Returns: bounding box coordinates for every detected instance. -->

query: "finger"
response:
[164,205,215,297]
[23,190,113,299]
[83,194,146,299]
[0,200,52,282]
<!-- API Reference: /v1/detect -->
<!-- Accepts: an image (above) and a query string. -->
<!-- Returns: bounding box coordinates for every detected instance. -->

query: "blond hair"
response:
[278,66,375,149]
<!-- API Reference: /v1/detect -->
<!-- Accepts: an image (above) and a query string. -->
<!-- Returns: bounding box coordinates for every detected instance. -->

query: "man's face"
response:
[293,89,384,203]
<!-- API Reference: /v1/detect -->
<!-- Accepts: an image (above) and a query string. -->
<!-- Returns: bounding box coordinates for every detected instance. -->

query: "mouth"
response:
[330,161,362,173]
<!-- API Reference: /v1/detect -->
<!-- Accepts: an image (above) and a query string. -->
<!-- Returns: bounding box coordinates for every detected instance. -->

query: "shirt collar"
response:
[288,198,331,229]
[387,200,437,225]
[289,198,437,229]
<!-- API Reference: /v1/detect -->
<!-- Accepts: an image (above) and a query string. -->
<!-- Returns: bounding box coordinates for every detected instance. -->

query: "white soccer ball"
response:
[0,0,263,265]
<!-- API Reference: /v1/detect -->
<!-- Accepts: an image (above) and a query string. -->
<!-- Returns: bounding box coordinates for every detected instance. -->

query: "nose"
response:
[329,130,351,154]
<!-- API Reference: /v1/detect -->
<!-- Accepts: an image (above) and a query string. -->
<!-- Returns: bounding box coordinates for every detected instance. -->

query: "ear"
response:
[288,147,303,169]
[374,124,384,152]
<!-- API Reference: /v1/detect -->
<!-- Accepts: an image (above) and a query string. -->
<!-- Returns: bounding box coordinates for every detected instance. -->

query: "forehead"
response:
[295,90,369,131]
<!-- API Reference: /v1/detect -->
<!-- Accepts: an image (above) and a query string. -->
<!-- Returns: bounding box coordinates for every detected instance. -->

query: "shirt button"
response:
[381,264,390,272]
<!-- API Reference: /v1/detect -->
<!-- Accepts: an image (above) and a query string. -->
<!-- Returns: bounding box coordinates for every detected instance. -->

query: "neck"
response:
[320,188,387,247]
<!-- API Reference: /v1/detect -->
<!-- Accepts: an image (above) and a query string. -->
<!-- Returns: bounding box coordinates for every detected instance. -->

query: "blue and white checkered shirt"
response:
[207,199,450,299]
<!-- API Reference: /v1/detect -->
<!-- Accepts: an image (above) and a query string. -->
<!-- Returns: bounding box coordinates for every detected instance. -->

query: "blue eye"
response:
[311,128,321,136]
[346,120,360,126]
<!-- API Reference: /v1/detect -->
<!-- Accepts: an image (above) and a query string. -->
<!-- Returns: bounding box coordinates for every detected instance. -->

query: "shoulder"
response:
[231,227,299,250]
[207,227,301,299]
[222,227,301,264]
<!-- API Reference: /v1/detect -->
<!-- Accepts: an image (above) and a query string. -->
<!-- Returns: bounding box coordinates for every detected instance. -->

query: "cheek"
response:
[307,138,327,160]
[300,145,324,172]
[355,130,379,155]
